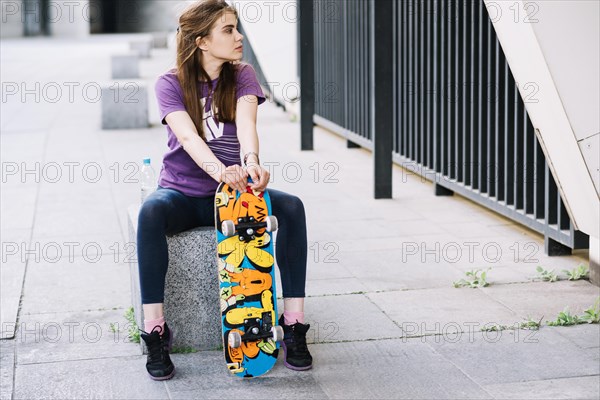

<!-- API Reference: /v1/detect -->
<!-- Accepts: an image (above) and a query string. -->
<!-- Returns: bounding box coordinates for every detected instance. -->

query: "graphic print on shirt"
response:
[201,96,224,141]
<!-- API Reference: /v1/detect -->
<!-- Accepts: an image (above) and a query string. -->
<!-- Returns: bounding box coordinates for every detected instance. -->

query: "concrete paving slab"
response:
[507,261,588,284]
[0,130,46,163]
[485,222,543,238]
[307,197,426,223]
[333,236,432,254]
[480,280,600,321]
[305,260,354,281]
[482,375,600,400]
[310,339,492,399]
[404,234,589,284]
[438,220,515,240]
[302,294,403,343]
[32,204,121,238]
[474,266,531,285]
[0,185,37,231]
[1,260,26,339]
[383,218,449,237]
[0,103,61,133]
[0,228,31,246]
[546,324,600,350]
[301,197,422,225]
[401,234,541,270]
[26,232,126,263]
[425,329,600,385]
[517,252,591,274]
[13,356,169,400]
[305,277,370,297]
[43,136,106,161]
[164,352,327,399]
[308,217,435,243]
[341,247,466,291]
[464,236,587,270]
[367,286,518,336]
[34,172,113,198]
[1,229,31,339]
[380,238,534,286]
[394,196,495,224]
[20,255,131,315]
[0,340,15,400]
[15,309,140,365]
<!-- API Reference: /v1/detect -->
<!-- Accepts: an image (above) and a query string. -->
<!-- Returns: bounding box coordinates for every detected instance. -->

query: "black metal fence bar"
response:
[299,0,315,150]
[373,0,394,198]
[308,0,588,253]
[314,0,371,146]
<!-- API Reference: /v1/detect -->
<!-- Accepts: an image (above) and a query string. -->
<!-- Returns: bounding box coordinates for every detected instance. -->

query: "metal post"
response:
[372,0,394,199]
[299,0,314,151]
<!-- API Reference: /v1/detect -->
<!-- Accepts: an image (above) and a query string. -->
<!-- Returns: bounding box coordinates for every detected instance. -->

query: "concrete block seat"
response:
[111,53,140,79]
[151,32,169,49]
[101,80,148,130]
[129,40,152,58]
[127,205,221,353]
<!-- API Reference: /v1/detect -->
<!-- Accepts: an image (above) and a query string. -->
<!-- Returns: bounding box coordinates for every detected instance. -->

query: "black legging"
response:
[137,186,307,304]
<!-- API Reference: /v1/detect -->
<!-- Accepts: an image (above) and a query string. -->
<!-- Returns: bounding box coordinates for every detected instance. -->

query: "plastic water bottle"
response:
[140,157,156,203]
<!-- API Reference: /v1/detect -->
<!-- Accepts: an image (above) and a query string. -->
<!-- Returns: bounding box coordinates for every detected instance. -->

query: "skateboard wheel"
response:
[265,216,278,232]
[271,325,284,343]
[228,331,242,348]
[222,220,235,236]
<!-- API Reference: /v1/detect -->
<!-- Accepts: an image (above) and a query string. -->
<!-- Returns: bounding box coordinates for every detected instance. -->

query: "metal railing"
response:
[303,0,588,254]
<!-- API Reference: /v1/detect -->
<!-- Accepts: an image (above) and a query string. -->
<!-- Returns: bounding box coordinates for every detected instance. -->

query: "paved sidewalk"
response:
[1,36,599,400]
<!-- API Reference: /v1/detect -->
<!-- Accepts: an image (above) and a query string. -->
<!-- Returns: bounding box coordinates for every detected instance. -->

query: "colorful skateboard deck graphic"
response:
[214,182,282,378]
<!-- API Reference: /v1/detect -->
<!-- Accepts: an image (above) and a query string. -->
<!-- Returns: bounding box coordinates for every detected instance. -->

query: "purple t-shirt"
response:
[154,63,266,197]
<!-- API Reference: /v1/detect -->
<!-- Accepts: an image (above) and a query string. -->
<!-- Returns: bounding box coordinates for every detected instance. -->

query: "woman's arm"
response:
[236,94,270,191]
[165,110,247,192]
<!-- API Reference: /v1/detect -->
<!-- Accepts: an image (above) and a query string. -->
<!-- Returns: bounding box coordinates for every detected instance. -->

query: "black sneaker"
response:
[278,315,313,371]
[140,323,175,380]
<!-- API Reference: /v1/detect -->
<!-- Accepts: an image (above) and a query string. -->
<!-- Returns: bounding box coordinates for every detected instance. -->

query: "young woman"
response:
[137,0,312,380]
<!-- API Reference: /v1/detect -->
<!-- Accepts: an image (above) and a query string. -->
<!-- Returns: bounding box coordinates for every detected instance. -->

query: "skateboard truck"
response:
[221,215,278,241]
[228,312,284,348]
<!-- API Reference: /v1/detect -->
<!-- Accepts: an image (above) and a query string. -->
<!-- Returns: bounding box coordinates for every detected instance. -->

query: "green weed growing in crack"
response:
[124,306,141,343]
[547,307,582,326]
[519,315,543,330]
[480,324,509,332]
[480,316,542,332]
[453,268,491,288]
[536,266,558,282]
[562,264,589,281]
[109,323,119,334]
[580,297,600,324]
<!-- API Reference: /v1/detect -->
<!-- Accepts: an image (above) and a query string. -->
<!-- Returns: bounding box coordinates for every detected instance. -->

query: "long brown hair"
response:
[176,0,240,140]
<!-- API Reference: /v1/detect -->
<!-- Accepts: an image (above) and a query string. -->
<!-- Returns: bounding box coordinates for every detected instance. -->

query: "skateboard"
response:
[214,181,283,378]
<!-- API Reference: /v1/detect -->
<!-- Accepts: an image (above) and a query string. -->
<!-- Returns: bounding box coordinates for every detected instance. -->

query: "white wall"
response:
[229,0,299,113]
[485,0,600,238]
[530,1,600,196]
